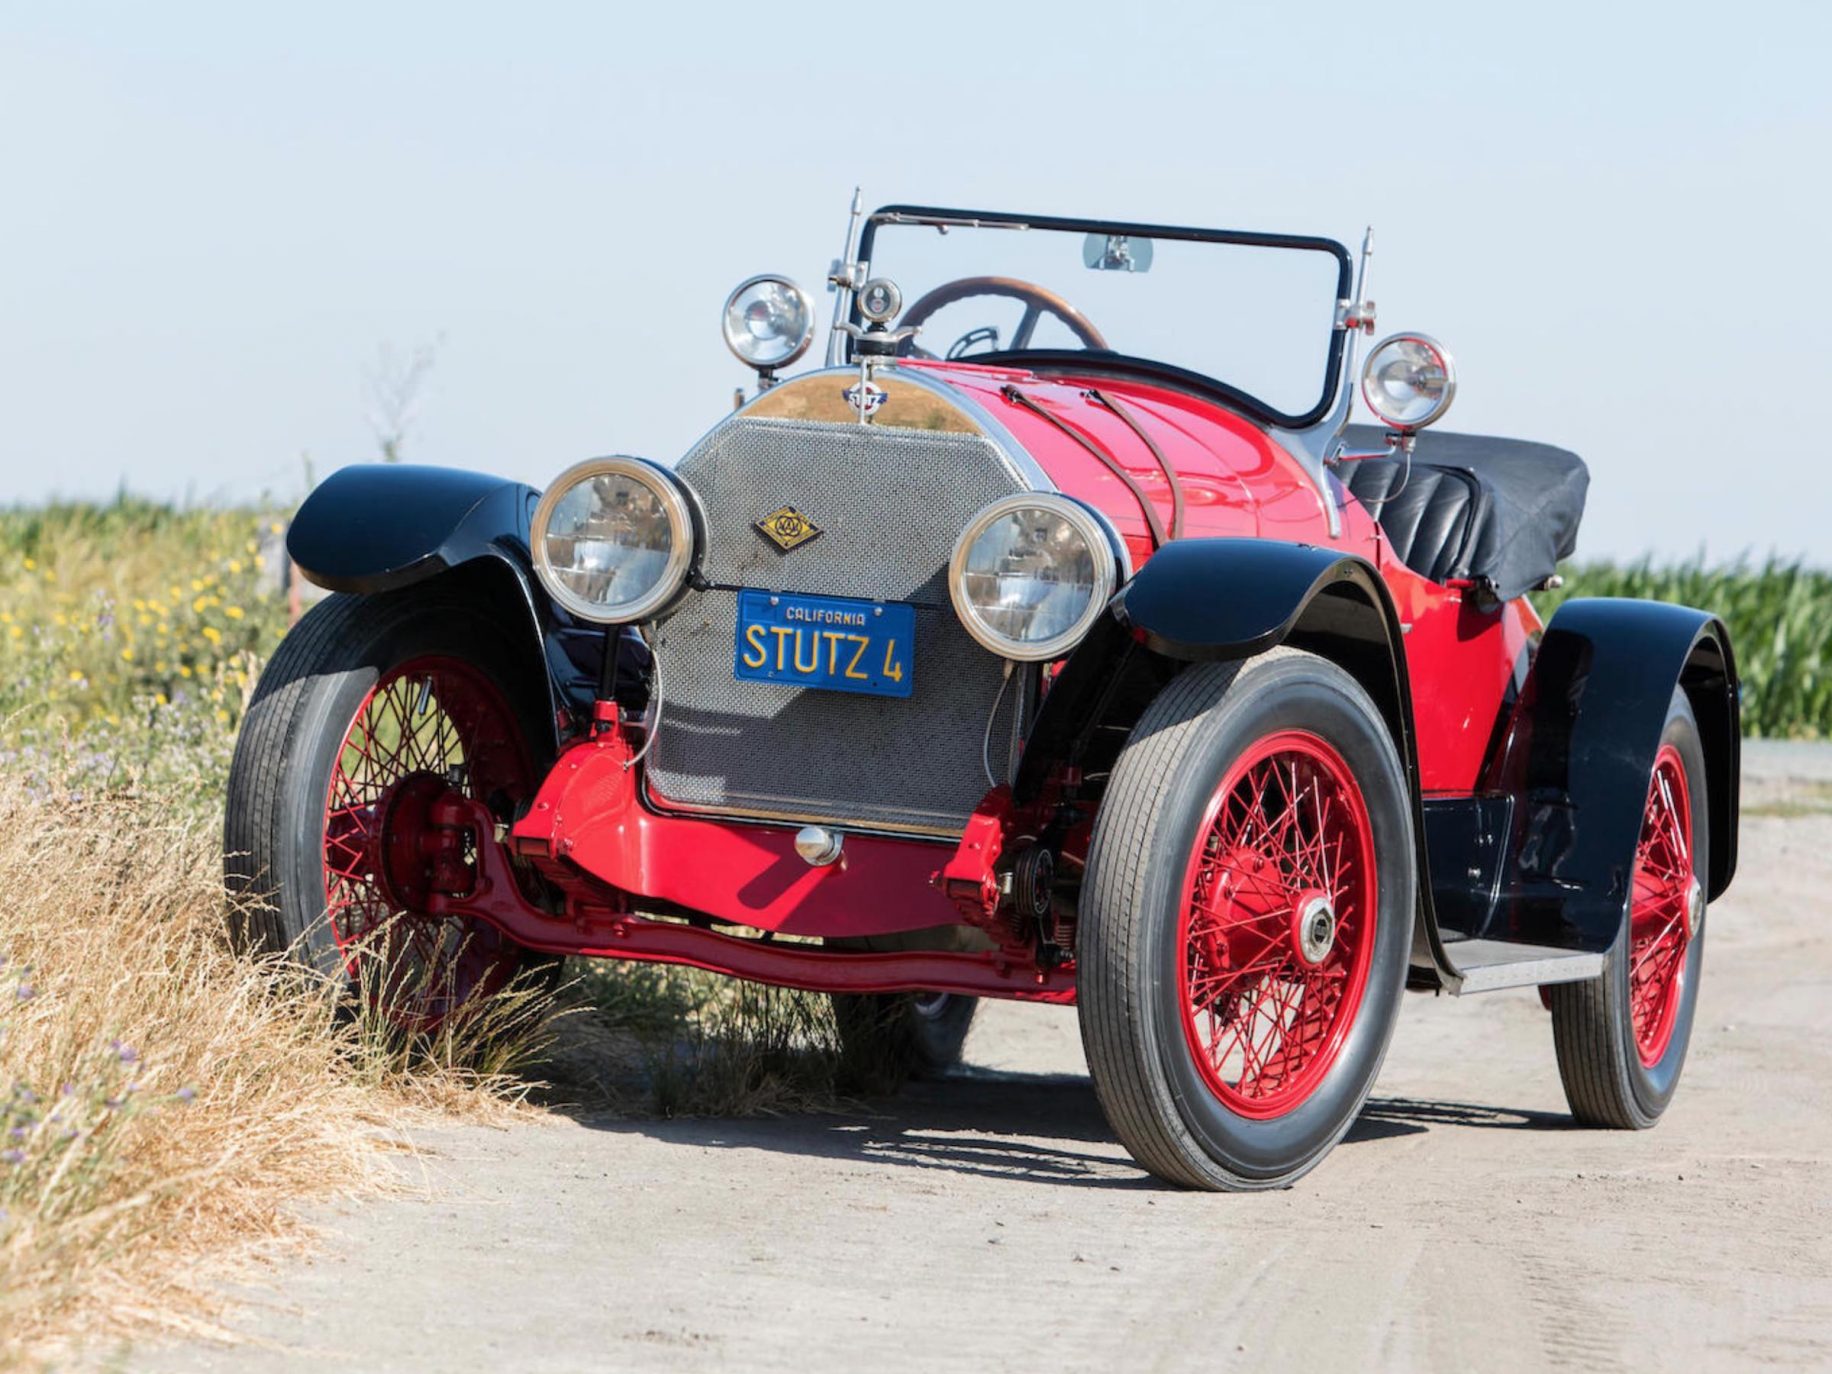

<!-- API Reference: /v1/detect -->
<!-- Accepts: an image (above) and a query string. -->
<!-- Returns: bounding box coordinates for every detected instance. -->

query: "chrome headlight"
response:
[1361,333,1457,431]
[531,457,696,624]
[721,275,815,372]
[949,494,1120,662]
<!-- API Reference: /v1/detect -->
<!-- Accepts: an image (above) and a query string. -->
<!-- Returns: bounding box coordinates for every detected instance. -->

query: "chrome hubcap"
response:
[1295,894,1337,966]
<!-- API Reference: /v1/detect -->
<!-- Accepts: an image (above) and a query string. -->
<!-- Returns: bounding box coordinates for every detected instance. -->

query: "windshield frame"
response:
[852,205,1354,430]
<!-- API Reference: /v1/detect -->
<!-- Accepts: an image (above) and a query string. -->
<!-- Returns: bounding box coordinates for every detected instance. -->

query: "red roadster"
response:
[228,200,1739,1189]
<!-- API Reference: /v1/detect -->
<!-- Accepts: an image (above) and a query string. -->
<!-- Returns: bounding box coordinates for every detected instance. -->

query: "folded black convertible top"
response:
[1341,425,1590,603]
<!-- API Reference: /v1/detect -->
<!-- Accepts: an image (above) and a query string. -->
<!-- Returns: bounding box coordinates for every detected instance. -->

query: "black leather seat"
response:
[1340,426,1589,602]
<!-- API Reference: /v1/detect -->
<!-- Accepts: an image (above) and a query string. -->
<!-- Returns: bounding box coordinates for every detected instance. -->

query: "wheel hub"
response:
[1293,891,1337,966]
[374,772,467,912]
[1684,874,1705,939]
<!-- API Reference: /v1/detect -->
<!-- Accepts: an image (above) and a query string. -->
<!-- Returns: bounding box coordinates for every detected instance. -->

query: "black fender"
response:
[1487,598,1739,952]
[1018,538,1420,796]
[1015,537,1460,980]
[285,464,601,745]
[287,464,539,595]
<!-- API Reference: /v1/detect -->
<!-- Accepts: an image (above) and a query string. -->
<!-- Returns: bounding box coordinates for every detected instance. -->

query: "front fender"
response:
[1017,539,1414,803]
[285,464,611,743]
[1490,597,1739,952]
[1107,537,1389,661]
[287,464,539,594]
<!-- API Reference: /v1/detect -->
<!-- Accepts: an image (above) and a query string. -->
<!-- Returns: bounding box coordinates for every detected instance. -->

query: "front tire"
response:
[1550,689,1708,1128]
[224,588,555,1027]
[1078,650,1415,1191]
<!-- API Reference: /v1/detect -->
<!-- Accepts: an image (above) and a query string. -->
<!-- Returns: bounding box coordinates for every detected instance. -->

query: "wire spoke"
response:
[319,657,531,1028]
[1178,732,1378,1117]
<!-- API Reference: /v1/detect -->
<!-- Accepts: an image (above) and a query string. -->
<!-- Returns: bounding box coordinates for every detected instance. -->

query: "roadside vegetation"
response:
[1538,557,1832,739]
[0,500,1825,1359]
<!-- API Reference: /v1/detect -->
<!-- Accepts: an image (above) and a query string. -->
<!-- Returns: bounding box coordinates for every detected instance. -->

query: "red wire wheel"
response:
[1175,730,1378,1119]
[320,655,534,1026]
[1627,743,1696,1067]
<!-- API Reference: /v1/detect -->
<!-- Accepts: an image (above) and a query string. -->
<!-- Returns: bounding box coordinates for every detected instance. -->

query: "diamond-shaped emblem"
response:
[755,505,821,553]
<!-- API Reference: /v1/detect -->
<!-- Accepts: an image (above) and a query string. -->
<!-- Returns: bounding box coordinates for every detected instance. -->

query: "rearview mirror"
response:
[1082,232,1153,273]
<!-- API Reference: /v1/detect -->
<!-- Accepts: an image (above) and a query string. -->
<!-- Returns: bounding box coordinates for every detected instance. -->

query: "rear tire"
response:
[832,992,978,1084]
[1550,689,1708,1128]
[1077,650,1414,1191]
[224,587,555,1027]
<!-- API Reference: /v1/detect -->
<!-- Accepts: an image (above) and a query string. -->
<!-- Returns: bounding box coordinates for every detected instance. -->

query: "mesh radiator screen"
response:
[646,416,1034,834]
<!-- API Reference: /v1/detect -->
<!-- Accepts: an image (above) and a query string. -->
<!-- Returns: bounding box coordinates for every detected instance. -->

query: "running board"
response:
[1443,940,1605,995]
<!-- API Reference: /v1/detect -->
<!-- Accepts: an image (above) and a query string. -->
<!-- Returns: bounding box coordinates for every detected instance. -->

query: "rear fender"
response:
[1486,598,1739,951]
[1016,537,1461,982]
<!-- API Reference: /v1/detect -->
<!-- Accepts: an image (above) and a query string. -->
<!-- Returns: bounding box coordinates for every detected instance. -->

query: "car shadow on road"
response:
[1359,1096,1574,1133]
[546,1066,1565,1191]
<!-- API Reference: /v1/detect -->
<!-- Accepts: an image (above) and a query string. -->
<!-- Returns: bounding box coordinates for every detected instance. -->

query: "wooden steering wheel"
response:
[898,275,1110,359]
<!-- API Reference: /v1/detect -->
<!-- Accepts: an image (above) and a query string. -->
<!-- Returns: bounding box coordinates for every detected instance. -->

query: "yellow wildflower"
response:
[228,559,243,574]
[53,612,67,626]
[7,625,20,640]
[202,626,222,645]
[67,669,83,683]
[215,708,231,724]
[121,647,134,662]
[179,665,193,678]
[225,605,245,620]
[105,713,120,726]
[190,578,204,592]
[22,557,35,571]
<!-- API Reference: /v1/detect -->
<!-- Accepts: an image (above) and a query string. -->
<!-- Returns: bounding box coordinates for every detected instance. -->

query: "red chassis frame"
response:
[415,702,1077,1004]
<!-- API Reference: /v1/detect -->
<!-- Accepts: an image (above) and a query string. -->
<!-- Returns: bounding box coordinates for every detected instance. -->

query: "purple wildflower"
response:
[175,1086,196,1104]
[1,1149,23,1166]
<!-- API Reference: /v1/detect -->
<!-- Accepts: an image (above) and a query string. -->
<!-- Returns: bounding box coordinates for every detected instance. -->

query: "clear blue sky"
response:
[1,0,1826,562]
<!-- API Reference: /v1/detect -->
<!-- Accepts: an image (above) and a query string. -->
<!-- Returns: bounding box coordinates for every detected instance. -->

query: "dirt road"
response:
[137,744,1832,1372]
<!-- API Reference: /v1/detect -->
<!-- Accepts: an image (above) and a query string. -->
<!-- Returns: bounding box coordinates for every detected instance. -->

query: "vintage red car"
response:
[227,200,1740,1190]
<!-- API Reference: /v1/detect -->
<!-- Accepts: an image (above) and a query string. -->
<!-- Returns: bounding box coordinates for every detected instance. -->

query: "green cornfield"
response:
[1543,559,1831,739]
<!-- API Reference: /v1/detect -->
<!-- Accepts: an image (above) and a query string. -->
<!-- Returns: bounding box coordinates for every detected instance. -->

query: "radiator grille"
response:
[646,415,1034,834]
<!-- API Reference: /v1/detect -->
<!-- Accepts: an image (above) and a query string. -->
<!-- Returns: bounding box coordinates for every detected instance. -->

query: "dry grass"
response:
[0,766,553,1367]
[0,500,849,1364]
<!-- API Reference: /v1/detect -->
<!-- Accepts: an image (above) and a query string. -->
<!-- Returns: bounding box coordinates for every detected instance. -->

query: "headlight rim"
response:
[720,273,817,372]
[1359,330,1458,432]
[948,492,1121,663]
[530,455,698,626]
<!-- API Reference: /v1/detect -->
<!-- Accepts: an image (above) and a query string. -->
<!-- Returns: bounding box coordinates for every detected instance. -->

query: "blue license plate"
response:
[733,589,915,698]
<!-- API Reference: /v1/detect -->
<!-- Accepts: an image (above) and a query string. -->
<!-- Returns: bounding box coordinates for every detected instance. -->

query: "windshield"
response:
[855,207,1352,428]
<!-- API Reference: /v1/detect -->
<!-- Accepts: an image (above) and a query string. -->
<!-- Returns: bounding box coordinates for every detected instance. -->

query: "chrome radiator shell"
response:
[645,414,1035,835]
